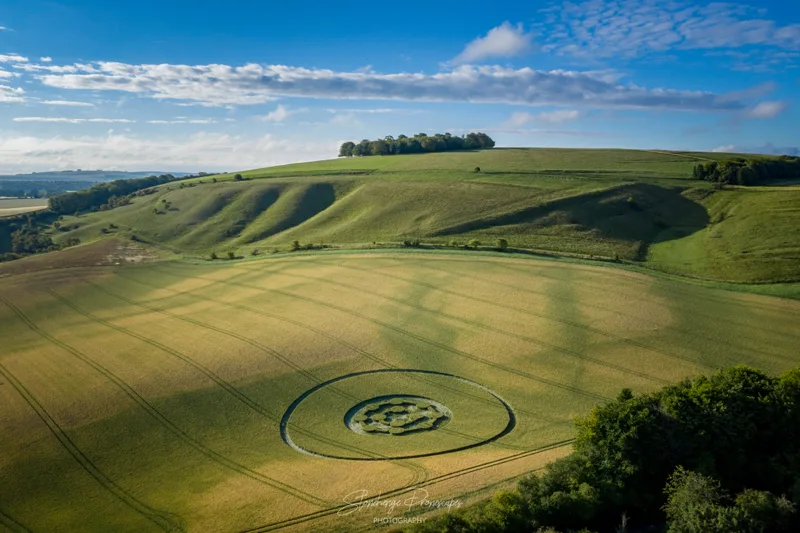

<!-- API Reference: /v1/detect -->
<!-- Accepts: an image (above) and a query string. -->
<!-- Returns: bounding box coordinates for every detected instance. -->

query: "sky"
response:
[0,0,798,173]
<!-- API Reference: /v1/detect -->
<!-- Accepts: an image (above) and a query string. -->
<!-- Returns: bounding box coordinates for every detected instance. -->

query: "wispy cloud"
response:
[452,22,534,64]
[535,0,800,67]
[146,119,218,124]
[326,107,405,114]
[13,117,136,123]
[712,142,799,156]
[0,132,337,173]
[28,60,757,112]
[0,53,28,63]
[40,99,95,107]
[259,104,309,122]
[0,85,25,103]
[745,100,789,119]
[507,109,581,127]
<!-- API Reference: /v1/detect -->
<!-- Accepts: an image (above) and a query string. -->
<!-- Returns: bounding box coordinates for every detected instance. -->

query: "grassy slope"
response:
[2,252,799,532]
[46,148,799,285]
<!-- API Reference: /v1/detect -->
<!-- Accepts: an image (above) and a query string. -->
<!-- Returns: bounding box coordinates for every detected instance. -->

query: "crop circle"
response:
[281,369,515,460]
[345,395,451,436]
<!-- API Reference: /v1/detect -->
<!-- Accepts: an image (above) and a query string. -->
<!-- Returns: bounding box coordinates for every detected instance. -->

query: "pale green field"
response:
[0,198,48,218]
[1,251,799,532]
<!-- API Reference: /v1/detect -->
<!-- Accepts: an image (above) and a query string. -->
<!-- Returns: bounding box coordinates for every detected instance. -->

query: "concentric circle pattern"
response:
[281,369,515,460]
[345,395,452,436]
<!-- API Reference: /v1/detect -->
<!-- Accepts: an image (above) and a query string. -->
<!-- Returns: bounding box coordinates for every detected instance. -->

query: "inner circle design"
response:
[280,369,516,461]
[344,395,452,436]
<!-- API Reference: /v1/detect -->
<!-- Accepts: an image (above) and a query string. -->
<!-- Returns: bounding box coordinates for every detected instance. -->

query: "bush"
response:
[474,166,481,172]
[234,174,243,181]
[469,239,481,248]
[496,238,508,250]
[291,240,301,251]
[227,250,235,260]
[210,251,218,260]
[251,248,259,256]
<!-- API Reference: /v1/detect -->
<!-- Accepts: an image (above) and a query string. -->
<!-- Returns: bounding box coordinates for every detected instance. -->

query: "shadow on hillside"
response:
[433,183,709,256]
[244,183,337,242]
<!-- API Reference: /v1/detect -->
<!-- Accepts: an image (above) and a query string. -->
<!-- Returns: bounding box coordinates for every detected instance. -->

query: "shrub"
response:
[469,239,481,248]
[449,240,459,247]
[212,177,218,183]
[234,174,243,181]
[227,250,235,260]
[251,248,259,256]
[474,166,481,172]
[291,240,301,251]
[496,238,508,250]
[210,251,218,260]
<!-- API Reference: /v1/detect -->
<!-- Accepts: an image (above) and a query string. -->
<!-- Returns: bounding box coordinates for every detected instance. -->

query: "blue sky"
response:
[0,0,798,172]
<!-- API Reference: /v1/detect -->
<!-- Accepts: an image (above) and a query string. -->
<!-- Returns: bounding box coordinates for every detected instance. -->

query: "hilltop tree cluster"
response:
[338,132,495,157]
[412,366,800,533]
[692,156,800,185]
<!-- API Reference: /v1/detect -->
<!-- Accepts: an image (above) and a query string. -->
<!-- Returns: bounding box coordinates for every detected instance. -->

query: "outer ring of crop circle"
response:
[280,369,516,461]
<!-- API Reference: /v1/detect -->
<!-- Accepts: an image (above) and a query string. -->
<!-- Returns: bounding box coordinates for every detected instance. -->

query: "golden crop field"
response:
[2,251,799,532]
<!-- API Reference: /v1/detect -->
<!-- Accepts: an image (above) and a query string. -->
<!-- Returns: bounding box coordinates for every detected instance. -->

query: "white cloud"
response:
[259,104,309,122]
[745,101,789,119]
[0,27,6,31]
[0,131,338,173]
[30,60,752,112]
[40,56,53,63]
[452,22,534,64]
[40,99,95,107]
[0,85,25,103]
[0,54,28,63]
[0,70,13,79]
[13,117,136,123]
[507,109,581,127]
[535,0,800,66]
[712,143,799,156]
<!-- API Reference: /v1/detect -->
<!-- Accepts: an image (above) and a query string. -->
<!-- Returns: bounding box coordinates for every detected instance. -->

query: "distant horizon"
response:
[2,143,797,177]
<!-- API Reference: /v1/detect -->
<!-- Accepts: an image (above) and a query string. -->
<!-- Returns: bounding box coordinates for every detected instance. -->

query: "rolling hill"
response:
[41,148,800,286]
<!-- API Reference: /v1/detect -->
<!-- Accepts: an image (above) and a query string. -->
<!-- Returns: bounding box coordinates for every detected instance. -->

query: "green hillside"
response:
[42,148,800,285]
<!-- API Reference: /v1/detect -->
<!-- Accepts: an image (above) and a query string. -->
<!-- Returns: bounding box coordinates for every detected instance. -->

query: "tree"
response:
[370,139,389,156]
[234,174,243,181]
[469,239,481,248]
[496,238,508,250]
[338,142,355,157]
[227,250,235,259]
[291,240,301,251]
[210,251,218,260]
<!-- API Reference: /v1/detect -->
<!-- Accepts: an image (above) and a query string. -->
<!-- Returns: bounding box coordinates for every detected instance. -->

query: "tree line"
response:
[338,132,495,157]
[410,366,800,533]
[692,155,800,185]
